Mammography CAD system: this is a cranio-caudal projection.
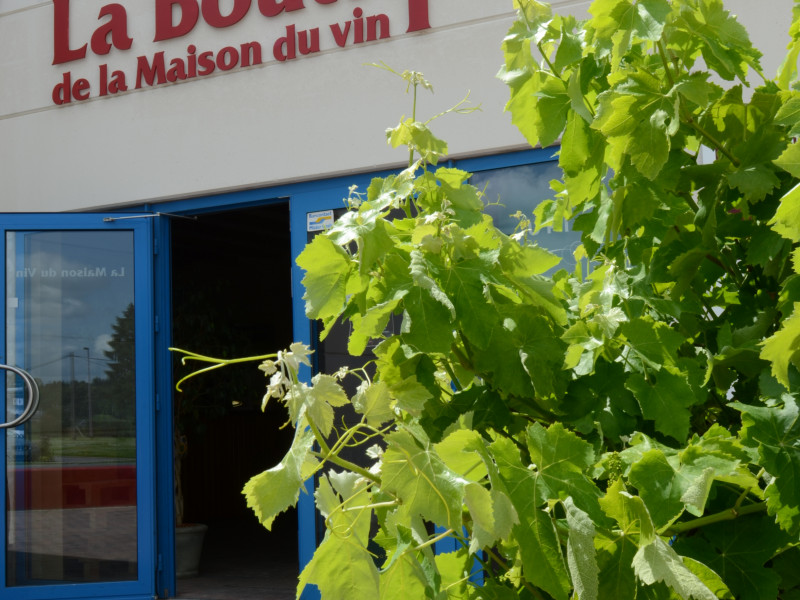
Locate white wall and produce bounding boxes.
[0,0,793,212]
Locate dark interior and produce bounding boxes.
[170,203,297,598]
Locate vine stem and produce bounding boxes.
[683,112,741,167]
[731,468,766,512]
[414,528,455,552]
[340,500,399,512]
[681,191,700,214]
[657,40,676,88]
[307,411,381,485]
[309,449,382,486]
[441,360,463,391]
[655,41,742,168]
[537,42,564,83]
[409,77,418,169]
[663,501,766,536]
[170,348,279,391]
[170,348,279,365]
[306,416,332,455]
[326,417,361,457]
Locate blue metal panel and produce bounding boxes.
[0,214,157,600]
[456,147,558,172]
[152,215,176,600]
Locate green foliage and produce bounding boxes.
[177,1,800,597]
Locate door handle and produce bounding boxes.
[0,364,40,429]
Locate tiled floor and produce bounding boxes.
[176,519,298,600]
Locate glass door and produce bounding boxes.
[0,215,156,600]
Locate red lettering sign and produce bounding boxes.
[91,4,133,56]
[54,0,133,64]
[53,0,87,65]
[202,0,251,28]
[258,0,305,18]
[52,72,92,104]
[407,0,429,33]
[154,0,200,42]
[51,0,434,105]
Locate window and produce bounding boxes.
[469,160,582,274]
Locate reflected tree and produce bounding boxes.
[102,302,135,423]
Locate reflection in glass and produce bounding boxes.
[472,162,583,273]
[5,231,137,585]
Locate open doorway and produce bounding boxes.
[169,203,297,599]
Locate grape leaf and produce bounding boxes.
[683,557,735,600]
[733,396,800,533]
[595,479,653,597]
[353,380,394,427]
[726,164,781,202]
[297,234,354,321]
[759,303,800,390]
[379,551,429,600]
[595,526,639,599]
[600,478,656,545]
[588,0,670,69]
[775,95,800,136]
[628,428,747,529]
[770,179,800,243]
[502,69,571,148]
[508,306,570,400]
[464,482,518,553]
[491,435,571,600]
[674,515,792,600]
[381,429,465,529]
[629,449,701,528]
[434,429,488,483]
[348,292,406,356]
[619,317,686,369]
[401,286,454,354]
[632,538,717,600]
[471,323,537,399]
[774,141,800,178]
[564,497,599,600]
[387,118,448,164]
[626,370,696,442]
[330,205,397,277]
[298,530,380,600]
[435,549,473,599]
[674,0,762,82]
[243,425,316,530]
[443,258,500,349]
[526,423,605,520]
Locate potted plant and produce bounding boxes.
[172,384,210,578]
[170,277,234,578]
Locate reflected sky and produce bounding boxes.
[471,162,583,273]
[6,231,134,383]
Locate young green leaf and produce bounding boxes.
[242,425,317,530]
[381,429,465,529]
[733,396,800,533]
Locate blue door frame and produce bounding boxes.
[139,173,390,600]
[142,176,382,599]
[0,214,157,600]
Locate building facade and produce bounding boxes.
[0,1,794,599]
